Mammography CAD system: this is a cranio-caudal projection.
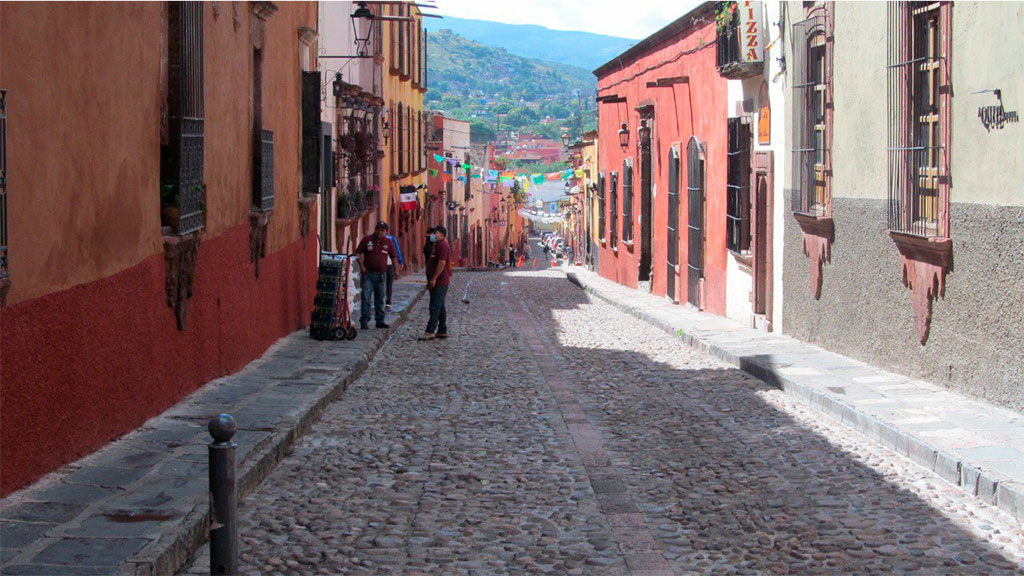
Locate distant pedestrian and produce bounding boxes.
[384,232,405,311]
[508,244,516,268]
[419,226,451,341]
[543,243,550,260]
[355,221,397,330]
[566,244,573,265]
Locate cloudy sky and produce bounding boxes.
[430,0,704,40]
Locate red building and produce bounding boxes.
[593,3,728,313]
[0,2,320,494]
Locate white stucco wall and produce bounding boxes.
[724,0,786,331]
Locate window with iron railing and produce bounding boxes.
[598,172,606,241]
[609,171,618,248]
[301,71,321,197]
[397,103,405,175]
[887,1,950,238]
[715,1,764,79]
[389,5,399,74]
[162,1,205,234]
[422,29,429,90]
[622,159,634,242]
[1,89,8,286]
[256,129,275,211]
[791,10,831,218]
[726,117,751,254]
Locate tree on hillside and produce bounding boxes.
[470,122,497,143]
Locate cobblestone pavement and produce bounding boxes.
[182,269,1024,575]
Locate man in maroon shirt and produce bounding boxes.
[356,221,398,330]
[419,225,452,341]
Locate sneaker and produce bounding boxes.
[360,323,369,330]
[418,332,435,341]
[435,332,448,339]
[375,322,390,329]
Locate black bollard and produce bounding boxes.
[208,413,238,575]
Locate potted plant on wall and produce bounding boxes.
[161,183,179,233]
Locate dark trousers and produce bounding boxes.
[360,271,386,325]
[386,264,396,305]
[426,284,448,334]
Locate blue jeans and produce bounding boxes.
[426,284,448,334]
[360,272,386,325]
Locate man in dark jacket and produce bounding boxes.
[355,221,397,330]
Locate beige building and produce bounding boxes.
[783,1,1024,410]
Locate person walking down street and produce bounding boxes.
[420,226,452,341]
[508,244,516,268]
[384,232,405,311]
[543,243,550,261]
[355,221,397,330]
[566,244,573,265]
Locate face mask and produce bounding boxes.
[429,234,437,242]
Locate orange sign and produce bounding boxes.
[757,82,770,145]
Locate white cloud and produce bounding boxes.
[431,0,703,40]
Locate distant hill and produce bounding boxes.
[424,16,637,73]
[426,29,597,143]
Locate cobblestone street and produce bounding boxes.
[184,269,1024,575]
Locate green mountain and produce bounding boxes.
[425,29,597,143]
[423,16,638,72]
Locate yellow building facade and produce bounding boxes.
[380,1,428,265]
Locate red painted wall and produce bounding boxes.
[0,2,319,495]
[0,225,316,494]
[595,12,728,315]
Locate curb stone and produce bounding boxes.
[566,271,1024,525]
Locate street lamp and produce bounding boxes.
[561,130,572,148]
[618,122,629,149]
[351,2,375,57]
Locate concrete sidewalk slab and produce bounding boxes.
[0,279,426,576]
[565,267,1024,524]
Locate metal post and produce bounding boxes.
[208,414,238,575]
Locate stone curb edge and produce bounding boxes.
[566,272,1024,524]
[122,286,428,576]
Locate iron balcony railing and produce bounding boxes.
[715,5,764,79]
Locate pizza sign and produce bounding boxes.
[739,1,764,64]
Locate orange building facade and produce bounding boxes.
[0,2,320,494]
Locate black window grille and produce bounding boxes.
[716,8,741,68]
[422,30,428,90]
[666,146,679,271]
[609,171,618,248]
[622,159,634,242]
[686,137,705,308]
[1,89,8,281]
[791,13,830,217]
[397,104,404,175]
[301,71,321,197]
[597,172,605,241]
[726,118,751,254]
[254,130,275,211]
[164,1,205,235]
[887,1,949,238]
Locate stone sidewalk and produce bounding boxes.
[0,278,426,576]
[564,266,1024,525]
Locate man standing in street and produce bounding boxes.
[419,226,451,341]
[355,221,397,330]
[384,231,405,311]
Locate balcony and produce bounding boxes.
[716,5,764,80]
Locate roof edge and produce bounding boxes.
[593,2,715,79]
